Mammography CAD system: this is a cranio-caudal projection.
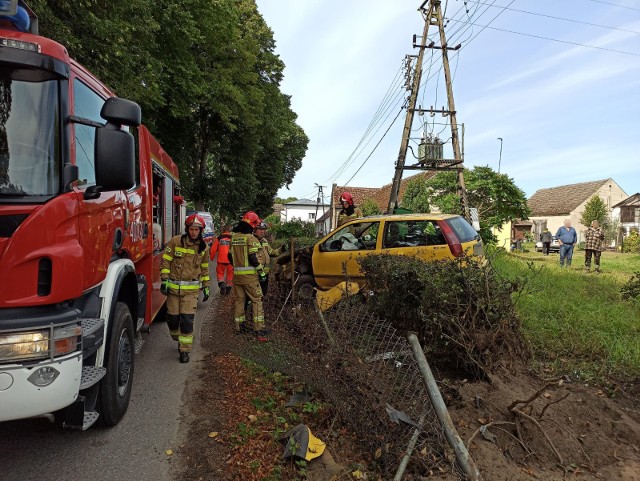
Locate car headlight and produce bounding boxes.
[0,331,49,362]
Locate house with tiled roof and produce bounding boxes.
[281,198,330,225]
[327,172,437,231]
[528,178,627,242]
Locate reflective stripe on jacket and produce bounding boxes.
[257,238,278,273]
[231,233,261,276]
[160,234,210,291]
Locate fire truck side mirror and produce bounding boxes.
[100,97,141,127]
[92,125,136,194]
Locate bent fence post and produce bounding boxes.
[313,299,337,349]
[394,411,427,481]
[407,332,483,481]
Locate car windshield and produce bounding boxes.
[0,67,61,197]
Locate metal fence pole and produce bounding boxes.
[393,411,426,481]
[407,332,483,481]
[313,300,336,349]
[290,237,296,304]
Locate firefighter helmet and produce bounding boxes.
[340,192,354,207]
[255,221,268,230]
[242,211,262,229]
[185,213,206,229]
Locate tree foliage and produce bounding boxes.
[30,0,308,217]
[580,196,608,227]
[360,198,382,216]
[401,166,530,241]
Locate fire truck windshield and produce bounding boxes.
[0,67,61,197]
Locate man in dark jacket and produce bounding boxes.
[540,228,553,256]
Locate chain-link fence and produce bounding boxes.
[210,256,468,480]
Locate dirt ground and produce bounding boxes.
[173,292,640,480]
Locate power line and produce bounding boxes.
[344,107,405,186]
[584,0,640,13]
[464,0,640,35]
[445,17,640,56]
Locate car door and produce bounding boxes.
[312,221,381,289]
[380,219,450,261]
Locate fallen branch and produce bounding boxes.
[466,421,515,449]
[539,393,570,419]
[493,426,533,455]
[507,379,562,412]
[512,408,564,466]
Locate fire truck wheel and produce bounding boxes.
[99,302,135,426]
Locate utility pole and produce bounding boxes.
[386,0,471,222]
[433,0,469,220]
[497,137,503,173]
[387,3,433,213]
[314,184,326,236]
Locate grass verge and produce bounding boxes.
[493,250,640,381]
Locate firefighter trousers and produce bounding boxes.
[234,280,264,331]
[166,291,198,352]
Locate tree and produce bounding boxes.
[31,0,308,218]
[401,177,431,213]
[401,166,530,242]
[275,197,298,204]
[580,196,608,227]
[360,198,382,216]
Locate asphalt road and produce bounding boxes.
[0,293,213,481]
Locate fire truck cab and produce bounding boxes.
[0,2,184,428]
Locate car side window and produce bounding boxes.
[322,222,380,252]
[383,220,446,248]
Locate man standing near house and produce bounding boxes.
[584,220,605,273]
[556,219,578,267]
[540,228,553,256]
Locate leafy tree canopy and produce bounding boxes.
[580,196,609,227]
[31,0,308,218]
[401,166,530,242]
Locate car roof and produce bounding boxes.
[356,213,460,221]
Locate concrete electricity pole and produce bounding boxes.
[387,3,433,213]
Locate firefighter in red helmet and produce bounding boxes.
[160,213,210,363]
[337,192,363,227]
[230,211,268,341]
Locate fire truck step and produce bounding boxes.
[136,317,144,332]
[134,338,145,355]
[80,366,107,390]
[82,411,100,430]
[82,318,104,336]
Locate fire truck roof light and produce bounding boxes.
[0,36,40,52]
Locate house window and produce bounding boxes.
[309,213,316,220]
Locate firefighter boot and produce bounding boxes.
[180,351,190,363]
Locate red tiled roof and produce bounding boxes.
[333,171,437,212]
[528,179,609,216]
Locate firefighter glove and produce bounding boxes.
[202,286,210,302]
[259,271,267,281]
[161,280,169,296]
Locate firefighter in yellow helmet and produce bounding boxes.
[160,213,210,363]
[230,211,268,341]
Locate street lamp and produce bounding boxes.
[497,137,503,173]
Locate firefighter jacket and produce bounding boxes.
[231,233,263,282]
[210,232,232,263]
[337,206,363,227]
[161,234,210,294]
[256,237,279,273]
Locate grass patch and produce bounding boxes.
[493,251,640,380]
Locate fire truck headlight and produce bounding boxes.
[27,366,60,387]
[0,331,49,363]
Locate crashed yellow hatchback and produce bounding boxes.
[276,213,483,307]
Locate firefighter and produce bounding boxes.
[253,221,280,296]
[337,192,363,227]
[210,224,233,295]
[160,214,210,363]
[230,211,268,341]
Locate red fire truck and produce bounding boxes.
[0,2,185,429]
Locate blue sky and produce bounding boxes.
[256,0,640,201]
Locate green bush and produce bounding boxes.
[359,254,529,378]
[622,230,640,253]
[269,219,316,241]
[621,271,640,301]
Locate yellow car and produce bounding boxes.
[311,213,483,291]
